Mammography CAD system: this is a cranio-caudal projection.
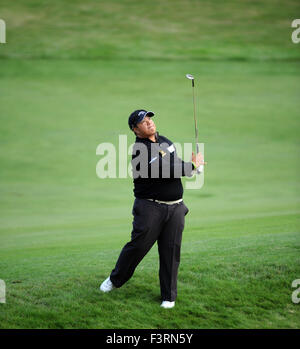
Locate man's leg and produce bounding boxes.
[157,202,188,301]
[110,198,165,288]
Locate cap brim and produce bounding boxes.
[145,111,154,117]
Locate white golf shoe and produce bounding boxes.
[161,301,175,309]
[100,277,115,293]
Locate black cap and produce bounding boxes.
[128,109,155,130]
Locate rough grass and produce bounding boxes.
[0,0,300,60]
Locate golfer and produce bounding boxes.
[100,109,204,308]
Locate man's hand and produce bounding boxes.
[191,151,206,169]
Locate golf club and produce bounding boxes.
[186,73,204,173]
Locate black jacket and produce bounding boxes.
[132,132,195,201]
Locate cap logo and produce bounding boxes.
[138,111,146,117]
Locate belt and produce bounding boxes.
[147,198,183,205]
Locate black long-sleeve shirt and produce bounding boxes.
[132,132,195,201]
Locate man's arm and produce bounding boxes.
[131,141,204,179]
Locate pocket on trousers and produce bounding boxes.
[183,202,189,216]
[132,199,141,216]
[131,199,149,234]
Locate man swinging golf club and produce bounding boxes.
[100,105,205,308]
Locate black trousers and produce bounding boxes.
[110,198,189,301]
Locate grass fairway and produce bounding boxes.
[0,0,300,329]
[0,59,299,328]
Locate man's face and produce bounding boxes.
[133,116,156,138]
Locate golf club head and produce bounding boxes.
[186,74,194,86]
[186,74,194,80]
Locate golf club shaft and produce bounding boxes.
[186,73,203,174]
[192,80,199,152]
[191,79,202,174]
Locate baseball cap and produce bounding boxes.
[128,109,155,130]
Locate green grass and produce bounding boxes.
[1,0,300,60]
[0,0,300,329]
[0,59,299,328]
